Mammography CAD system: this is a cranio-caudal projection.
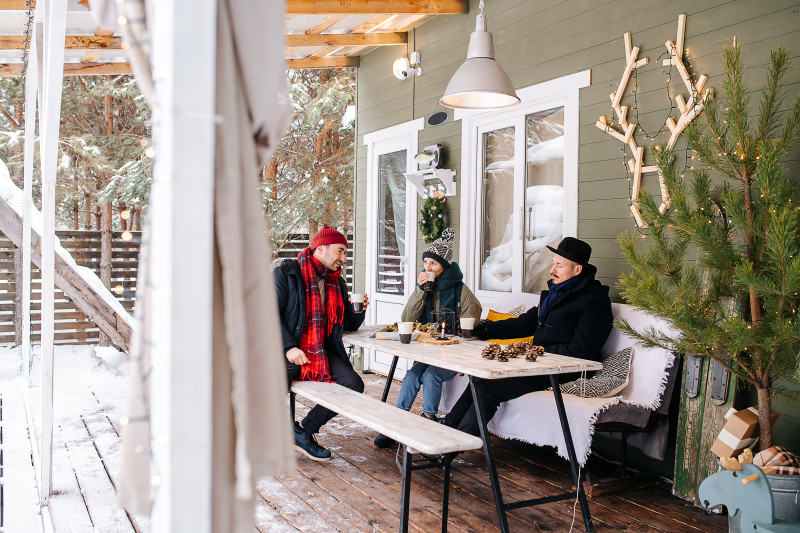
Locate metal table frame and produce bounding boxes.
[369,341,595,533]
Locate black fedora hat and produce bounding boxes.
[546,237,592,266]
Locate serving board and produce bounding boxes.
[417,336,459,345]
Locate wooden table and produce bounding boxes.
[345,325,603,533]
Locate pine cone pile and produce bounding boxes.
[482,342,545,362]
[481,344,503,360]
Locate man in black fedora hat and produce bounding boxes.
[443,237,613,437]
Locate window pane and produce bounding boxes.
[524,107,564,293]
[480,126,515,292]
[377,150,407,294]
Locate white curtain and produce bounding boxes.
[90,0,295,529]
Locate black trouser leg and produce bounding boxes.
[286,354,364,434]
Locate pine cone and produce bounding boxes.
[481,344,503,360]
[504,342,528,358]
[526,345,545,362]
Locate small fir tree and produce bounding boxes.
[617,44,800,448]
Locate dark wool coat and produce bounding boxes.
[482,264,613,361]
[273,258,365,362]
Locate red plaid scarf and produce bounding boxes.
[297,247,344,382]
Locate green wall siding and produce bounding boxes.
[354,0,800,449]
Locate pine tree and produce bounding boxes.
[617,44,800,448]
[261,68,355,252]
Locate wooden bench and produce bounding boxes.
[290,380,483,533]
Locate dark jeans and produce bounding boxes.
[286,353,364,435]
[444,373,579,437]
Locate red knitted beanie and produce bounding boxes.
[311,226,348,249]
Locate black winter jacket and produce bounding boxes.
[273,258,365,362]
[482,264,612,361]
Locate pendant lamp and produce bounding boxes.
[440,0,519,110]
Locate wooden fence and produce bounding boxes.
[0,231,140,346]
[0,231,353,346]
[273,233,354,287]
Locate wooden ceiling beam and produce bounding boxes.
[0,62,132,76]
[286,32,405,47]
[0,0,469,15]
[1,0,467,13]
[0,35,122,49]
[287,57,359,69]
[286,0,466,14]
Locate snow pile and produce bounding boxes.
[0,159,134,324]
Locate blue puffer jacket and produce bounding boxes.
[481,264,613,362]
[272,258,365,361]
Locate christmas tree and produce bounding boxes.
[617,44,800,448]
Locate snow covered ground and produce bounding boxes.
[0,344,149,532]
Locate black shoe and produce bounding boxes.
[373,433,397,448]
[421,413,441,422]
[293,422,332,461]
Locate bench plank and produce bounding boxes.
[291,381,482,456]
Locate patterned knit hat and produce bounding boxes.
[422,228,455,269]
[311,226,348,249]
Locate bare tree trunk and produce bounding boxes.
[99,199,112,347]
[757,386,773,449]
[308,219,319,247]
[11,102,23,186]
[85,194,93,229]
[119,203,128,231]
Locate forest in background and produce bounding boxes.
[0,68,356,252]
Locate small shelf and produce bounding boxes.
[403,168,457,198]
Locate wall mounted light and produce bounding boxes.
[440,0,519,109]
[393,51,422,80]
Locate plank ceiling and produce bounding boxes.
[0,0,468,76]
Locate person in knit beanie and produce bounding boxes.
[374,228,482,448]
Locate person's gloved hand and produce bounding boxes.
[472,320,489,340]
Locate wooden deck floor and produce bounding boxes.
[257,372,727,533]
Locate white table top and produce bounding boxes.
[344,325,602,380]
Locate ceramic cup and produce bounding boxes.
[423,271,436,291]
[351,293,365,313]
[460,317,476,339]
[398,321,414,344]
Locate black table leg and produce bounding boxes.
[442,458,451,533]
[399,445,412,533]
[469,376,509,533]
[380,355,399,403]
[549,375,594,533]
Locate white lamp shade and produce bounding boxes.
[440,13,519,110]
[440,57,519,109]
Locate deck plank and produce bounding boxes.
[0,391,44,533]
[275,372,729,533]
[256,475,341,532]
[57,414,135,532]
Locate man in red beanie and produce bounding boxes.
[273,226,369,460]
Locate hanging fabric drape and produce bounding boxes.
[89,0,296,527]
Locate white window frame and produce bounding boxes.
[456,70,590,310]
[363,118,423,307]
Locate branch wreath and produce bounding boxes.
[419,190,446,243]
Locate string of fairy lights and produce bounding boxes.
[611,37,710,236]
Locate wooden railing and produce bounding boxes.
[0,231,139,346]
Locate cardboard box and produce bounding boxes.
[710,406,779,459]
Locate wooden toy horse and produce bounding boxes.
[699,456,800,532]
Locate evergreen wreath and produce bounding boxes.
[419,191,446,243]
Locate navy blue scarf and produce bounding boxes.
[422,262,464,334]
[538,271,585,320]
